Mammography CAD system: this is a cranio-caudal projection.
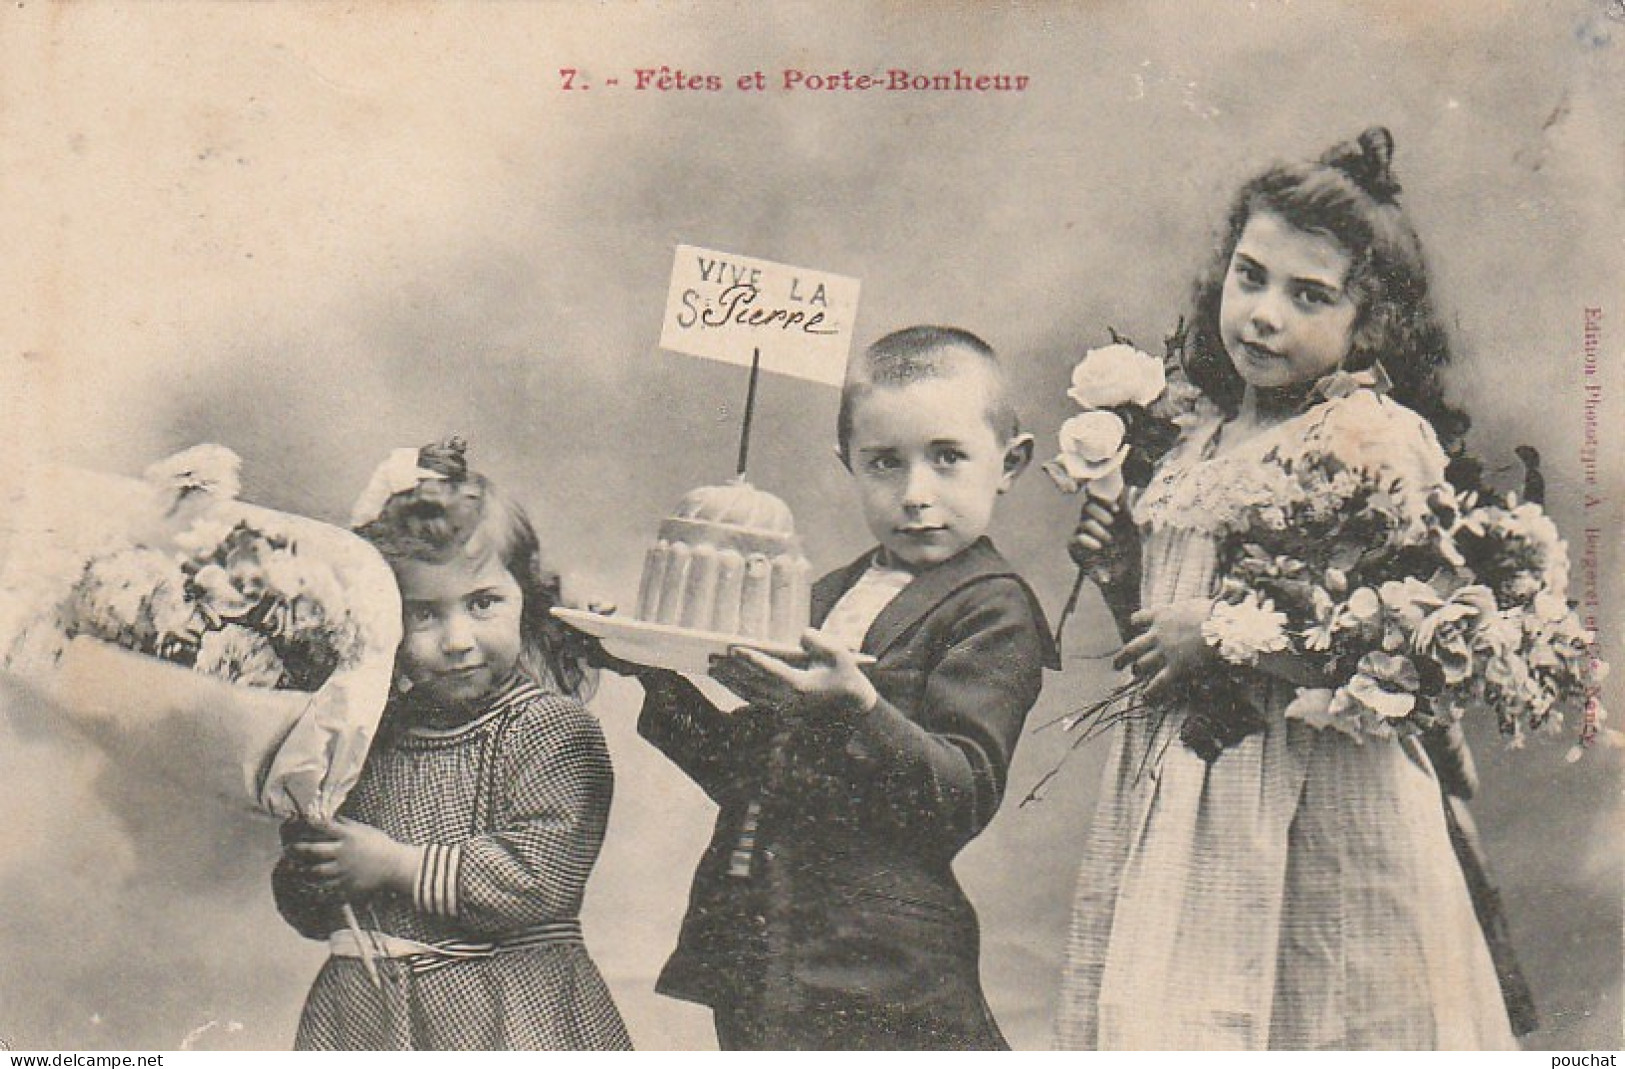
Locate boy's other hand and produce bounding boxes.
[710,629,879,716]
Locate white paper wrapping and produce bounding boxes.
[0,453,401,823]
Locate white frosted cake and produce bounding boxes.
[635,479,812,645]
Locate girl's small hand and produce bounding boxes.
[280,817,330,849]
[709,629,878,717]
[286,817,421,898]
[1069,496,1122,564]
[1114,598,1218,702]
[1070,496,1141,587]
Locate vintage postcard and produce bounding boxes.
[1,0,1620,1055]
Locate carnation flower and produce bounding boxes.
[194,624,286,687]
[223,531,274,600]
[146,577,201,645]
[142,443,242,503]
[69,548,188,648]
[1067,343,1166,409]
[1203,593,1290,666]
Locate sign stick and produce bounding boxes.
[735,347,762,478]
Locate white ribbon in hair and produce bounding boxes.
[349,448,446,528]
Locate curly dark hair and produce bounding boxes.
[1182,127,1471,455]
[354,437,589,698]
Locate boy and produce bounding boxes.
[630,325,1057,1049]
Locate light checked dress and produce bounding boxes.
[1054,388,1517,1050]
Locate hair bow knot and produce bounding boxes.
[1322,126,1402,203]
[350,448,446,529]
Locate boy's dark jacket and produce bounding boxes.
[638,537,1058,1046]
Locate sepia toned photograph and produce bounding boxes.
[2,0,1621,1054]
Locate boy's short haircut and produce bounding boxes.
[837,325,1021,459]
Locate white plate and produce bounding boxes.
[551,607,871,676]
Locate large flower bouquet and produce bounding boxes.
[1024,381,1608,803]
[1204,450,1610,758]
[0,446,401,821]
[66,518,363,693]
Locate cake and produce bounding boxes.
[635,479,812,645]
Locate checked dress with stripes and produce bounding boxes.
[272,674,631,1050]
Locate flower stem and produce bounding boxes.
[343,901,382,989]
[1054,565,1089,648]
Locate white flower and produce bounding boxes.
[69,547,185,644]
[1285,686,1376,740]
[1202,593,1290,665]
[193,624,286,687]
[1342,650,1422,721]
[1044,411,1129,500]
[143,444,242,502]
[1340,586,1382,634]
[1377,576,1444,649]
[1414,584,1495,685]
[173,516,238,562]
[1379,576,1442,615]
[349,448,444,528]
[191,563,256,622]
[1304,586,1340,651]
[1532,591,1570,624]
[146,578,199,642]
[1346,671,1416,720]
[1067,343,1167,409]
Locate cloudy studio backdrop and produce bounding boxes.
[2,0,1621,1050]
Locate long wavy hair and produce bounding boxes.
[1182,127,1470,455]
[354,438,589,699]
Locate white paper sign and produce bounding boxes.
[659,244,861,387]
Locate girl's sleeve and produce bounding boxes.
[1310,390,1449,496]
[831,577,1049,852]
[411,698,613,936]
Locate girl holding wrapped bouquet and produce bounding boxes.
[1055,129,1537,1049]
[272,439,631,1050]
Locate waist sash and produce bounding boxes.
[329,920,583,976]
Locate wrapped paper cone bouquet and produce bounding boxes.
[0,445,401,824]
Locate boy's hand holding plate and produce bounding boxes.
[709,628,879,716]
